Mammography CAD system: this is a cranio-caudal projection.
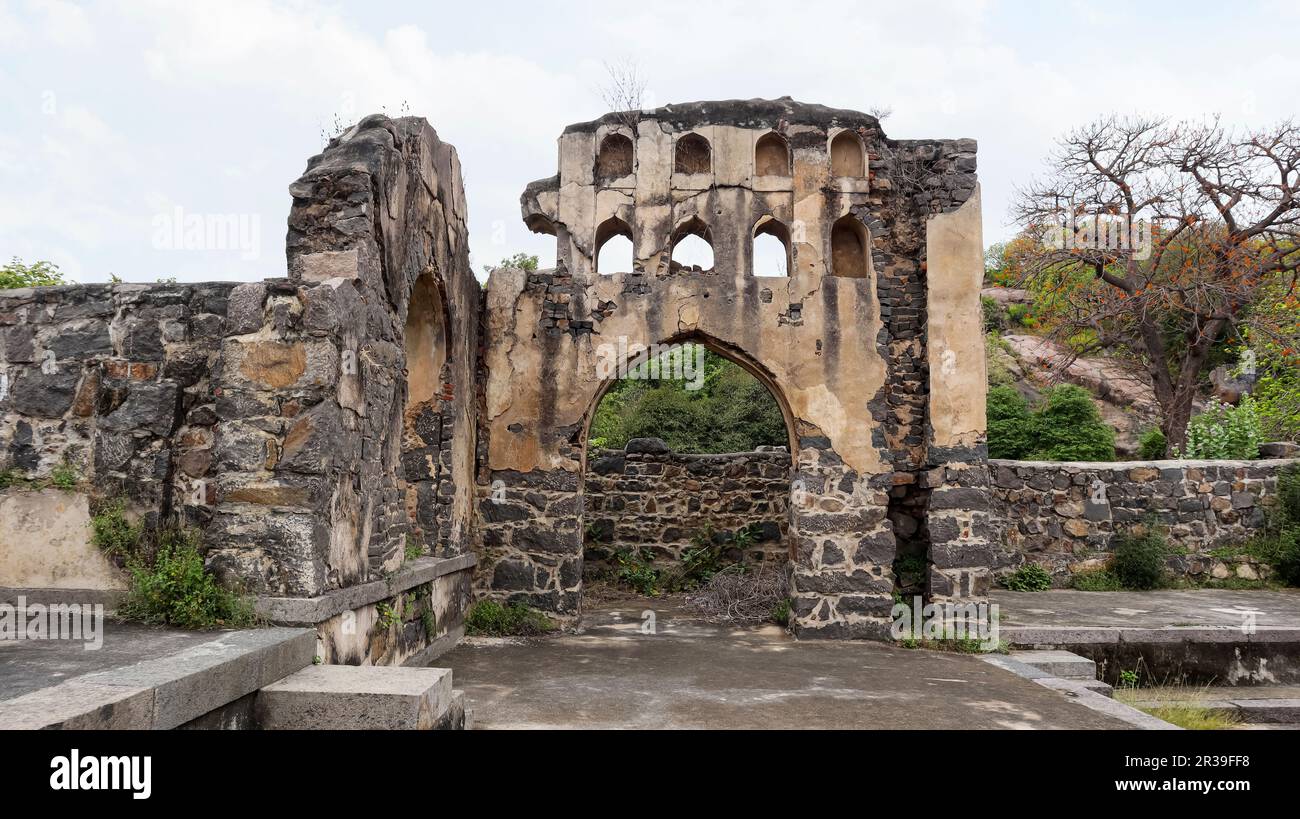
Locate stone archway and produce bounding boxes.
[576,335,800,594]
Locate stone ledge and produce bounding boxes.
[0,626,315,730]
[1003,626,1300,647]
[254,553,477,625]
[989,457,1300,470]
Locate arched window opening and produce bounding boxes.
[595,133,634,181]
[594,217,634,274]
[830,131,865,177]
[669,218,714,273]
[674,133,711,174]
[755,132,790,176]
[752,217,790,277]
[830,215,870,279]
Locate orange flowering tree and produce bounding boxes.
[1010,115,1300,452]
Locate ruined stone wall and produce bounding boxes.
[990,458,1300,583]
[482,98,987,637]
[0,115,484,664]
[205,115,481,599]
[1,282,234,526]
[582,442,791,573]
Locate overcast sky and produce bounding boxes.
[2,0,1297,284]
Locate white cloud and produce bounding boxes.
[0,0,1296,283]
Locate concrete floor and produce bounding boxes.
[441,599,1131,730]
[992,588,1300,629]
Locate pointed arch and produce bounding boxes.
[595,133,634,180]
[830,130,865,177]
[674,133,711,174]
[752,215,791,277]
[830,214,871,279]
[594,216,634,274]
[755,132,791,176]
[669,215,714,273]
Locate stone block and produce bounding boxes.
[256,665,453,730]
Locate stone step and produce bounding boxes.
[255,665,461,730]
[1009,650,1097,681]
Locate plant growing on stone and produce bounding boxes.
[90,498,143,559]
[50,461,79,491]
[1,257,65,289]
[1250,464,1300,586]
[615,548,661,596]
[404,534,423,561]
[1002,563,1053,592]
[1071,566,1123,591]
[1112,523,1171,590]
[118,528,256,629]
[464,599,555,637]
[375,602,399,631]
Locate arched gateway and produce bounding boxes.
[481,98,992,638]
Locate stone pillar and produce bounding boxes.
[924,186,993,602]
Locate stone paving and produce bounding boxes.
[440,599,1133,730]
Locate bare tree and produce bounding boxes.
[1010,115,1300,452]
[599,59,647,131]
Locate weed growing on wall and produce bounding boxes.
[1112,524,1171,590]
[464,600,556,637]
[91,500,255,629]
[1002,563,1052,592]
[118,528,256,629]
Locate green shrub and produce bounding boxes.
[1138,428,1168,460]
[1006,303,1035,328]
[1030,384,1115,461]
[615,548,661,596]
[987,386,1035,459]
[90,499,143,558]
[1112,525,1171,590]
[770,598,792,627]
[1176,396,1263,460]
[1253,465,1300,586]
[1252,373,1300,442]
[1002,563,1052,592]
[50,462,79,490]
[981,296,1006,332]
[1,257,65,289]
[118,529,255,629]
[1071,567,1123,591]
[464,599,556,636]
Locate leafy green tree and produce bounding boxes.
[1,257,65,289]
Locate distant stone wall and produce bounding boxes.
[581,441,791,574]
[1,282,235,526]
[990,458,1300,582]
